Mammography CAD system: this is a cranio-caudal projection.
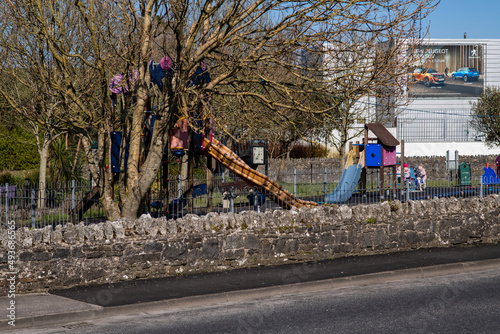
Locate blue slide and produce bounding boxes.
[325,150,364,204]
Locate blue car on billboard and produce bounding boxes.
[451,67,480,82]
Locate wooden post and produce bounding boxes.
[392,165,397,197]
[205,118,213,213]
[379,165,384,198]
[401,139,405,191]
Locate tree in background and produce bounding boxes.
[470,86,500,147]
[0,0,439,220]
[318,7,433,165]
[0,35,67,208]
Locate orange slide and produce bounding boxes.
[204,137,318,210]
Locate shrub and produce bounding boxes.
[289,142,329,159]
[0,126,39,171]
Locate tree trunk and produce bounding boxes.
[187,128,195,213]
[38,143,49,210]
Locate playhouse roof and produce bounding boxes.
[365,123,400,147]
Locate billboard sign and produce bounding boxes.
[408,44,484,98]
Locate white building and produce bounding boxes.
[398,39,500,156]
[336,39,500,157]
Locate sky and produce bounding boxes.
[423,0,500,39]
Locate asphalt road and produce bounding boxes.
[49,244,500,307]
[18,267,500,334]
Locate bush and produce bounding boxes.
[289,143,329,159]
[0,126,39,170]
[0,170,38,185]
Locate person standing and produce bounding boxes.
[403,163,411,183]
[418,164,427,188]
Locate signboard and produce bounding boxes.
[408,44,484,98]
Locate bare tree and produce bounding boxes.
[0,0,439,220]
[0,19,67,208]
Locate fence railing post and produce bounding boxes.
[177,175,182,198]
[5,183,9,226]
[406,180,410,200]
[479,177,483,198]
[0,186,2,228]
[324,168,327,198]
[31,189,36,229]
[229,186,234,213]
[253,190,258,213]
[72,180,76,210]
[294,168,297,197]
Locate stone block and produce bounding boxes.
[52,225,63,244]
[19,251,34,261]
[53,248,70,259]
[33,251,51,261]
[225,233,244,249]
[144,242,163,253]
[373,229,387,247]
[244,234,262,251]
[405,230,419,245]
[62,223,76,244]
[111,222,125,239]
[103,222,114,240]
[162,242,188,263]
[124,253,161,264]
[82,268,107,281]
[201,238,220,259]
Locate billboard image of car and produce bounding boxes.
[408,44,484,98]
[411,67,446,86]
[451,67,480,82]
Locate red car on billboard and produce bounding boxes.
[411,67,446,87]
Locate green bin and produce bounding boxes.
[459,163,471,186]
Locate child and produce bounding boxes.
[414,165,423,191]
[418,164,427,188]
[403,163,411,188]
[396,165,401,184]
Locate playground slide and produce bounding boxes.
[203,137,318,210]
[324,149,364,204]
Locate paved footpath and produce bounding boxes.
[2,243,500,331]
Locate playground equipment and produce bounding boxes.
[83,67,409,219]
[324,146,365,203]
[232,139,269,174]
[324,123,403,204]
[361,123,401,199]
[482,165,500,185]
[203,137,317,210]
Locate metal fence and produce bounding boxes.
[0,180,104,230]
[396,109,483,143]
[2,165,500,229]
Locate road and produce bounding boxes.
[15,267,500,334]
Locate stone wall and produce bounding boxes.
[1,195,500,294]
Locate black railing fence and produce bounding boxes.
[2,164,499,229]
